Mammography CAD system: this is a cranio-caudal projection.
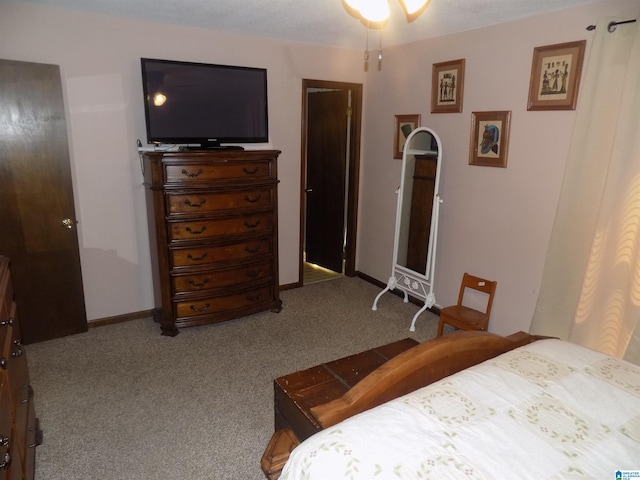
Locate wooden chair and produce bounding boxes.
[436,273,497,337]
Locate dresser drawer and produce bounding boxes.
[22,394,38,480]
[170,238,272,268]
[166,187,273,215]
[0,261,12,322]
[165,161,273,183]
[0,380,20,480]
[174,285,273,319]
[12,384,32,465]
[172,260,273,294]
[5,304,29,408]
[168,213,272,242]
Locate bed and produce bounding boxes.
[273,332,640,479]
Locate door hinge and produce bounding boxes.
[346,107,353,117]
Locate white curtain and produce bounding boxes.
[530,17,640,365]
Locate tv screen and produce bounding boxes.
[140,58,268,148]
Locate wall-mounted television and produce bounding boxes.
[140,58,268,149]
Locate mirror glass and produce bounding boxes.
[395,128,440,280]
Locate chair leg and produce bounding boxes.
[436,319,445,337]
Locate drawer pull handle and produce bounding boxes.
[185,226,207,235]
[184,199,206,208]
[0,318,13,327]
[0,358,6,370]
[245,194,261,203]
[245,270,260,278]
[188,278,210,288]
[186,253,208,262]
[0,451,10,470]
[11,349,23,358]
[244,219,261,229]
[190,303,210,313]
[244,245,260,254]
[181,168,203,178]
[0,436,8,447]
[242,166,259,175]
[247,293,262,302]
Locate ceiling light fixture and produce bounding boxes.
[343,0,431,26]
[342,0,432,71]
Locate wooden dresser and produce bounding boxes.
[143,149,282,336]
[0,256,41,480]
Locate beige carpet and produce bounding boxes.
[26,276,439,480]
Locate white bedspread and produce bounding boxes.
[280,339,640,479]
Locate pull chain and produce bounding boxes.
[364,22,370,72]
[378,29,383,71]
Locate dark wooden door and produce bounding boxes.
[305,90,349,273]
[0,59,88,343]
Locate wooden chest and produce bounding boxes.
[273,337,419,441]
[143,150,282,336]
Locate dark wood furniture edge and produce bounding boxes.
[260,428,301,480]
[273,337,418,440]
[311,330,543,428]
[260,330,545,479]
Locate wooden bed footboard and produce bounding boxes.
[261,330,543,480]
[311,330,539,428]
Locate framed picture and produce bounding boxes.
[393,114,421,159]
[527,40,586,111]
[431,59,465,113]
[469,111,511,168]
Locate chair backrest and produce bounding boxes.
[456,272,497,315]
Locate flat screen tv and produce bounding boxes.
[140,58,268,149]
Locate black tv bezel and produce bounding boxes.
[140,57,269,148]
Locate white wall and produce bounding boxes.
[0,2,365,320]
[357,0,640,335]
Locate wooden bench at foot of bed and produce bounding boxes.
[261,338,419,479]
[261,330,545,480]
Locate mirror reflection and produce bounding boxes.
[395,129,439,279]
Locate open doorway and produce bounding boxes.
[300,79,362,285]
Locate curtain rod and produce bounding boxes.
[586,19,636,32]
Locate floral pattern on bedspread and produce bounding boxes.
[586,357,640,396]
[508,396,608,460]
[401,380,497,425]
[492,349,575,386]
[281,339,640,479]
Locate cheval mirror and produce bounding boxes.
[372,127,443,331]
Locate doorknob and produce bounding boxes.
[61,218,77,229]
[305,188,313,193]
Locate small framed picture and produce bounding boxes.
[431,59,465,113]
[527,40,586,111]
[393,114,421,159]
[469,111,511,168]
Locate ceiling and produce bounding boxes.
[18,0,600,48]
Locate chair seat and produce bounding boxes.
[439,305,489,330]
[437,272,497,337]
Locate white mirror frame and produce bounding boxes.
[372,127,443,331]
